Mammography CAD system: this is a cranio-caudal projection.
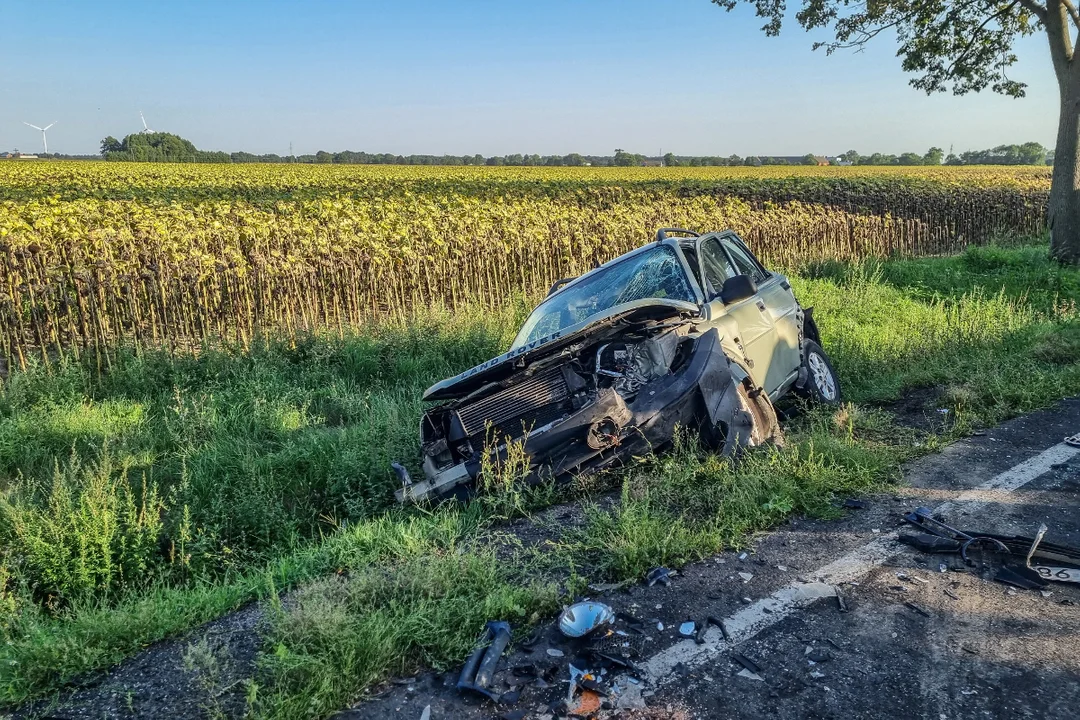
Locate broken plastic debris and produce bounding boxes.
[457,621,512,700]
[809,670,826,679]
[995,566,1047,591]
[731,652,763,675]
[656,621,664,631]
[419,706,431,720]
[559,601,615,638]
[736,668,764,682]
[678,621,696,637]
[777,565,789,572]
[739,572,754,582]
[546,648,565,657]
[568,689,602,716]
[738,552,749,561]
[646,567,672,587]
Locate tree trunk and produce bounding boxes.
[1050,74,1080,264]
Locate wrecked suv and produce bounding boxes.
[396,228,841,503]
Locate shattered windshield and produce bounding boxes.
[512,245,695,348]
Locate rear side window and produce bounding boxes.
[722,238,768,283]
[699,237,736,295]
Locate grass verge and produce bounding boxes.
[1,242,1079,716]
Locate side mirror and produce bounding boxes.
[719,274,757,304]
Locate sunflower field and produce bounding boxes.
[0,162,1050,369]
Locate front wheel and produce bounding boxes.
[798,340,842,404]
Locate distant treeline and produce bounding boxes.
[836,143,1050,166]
[88,133,1054,167]
[100,133,230,163]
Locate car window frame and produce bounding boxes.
[718,232,771,285]
[695,234,738,299]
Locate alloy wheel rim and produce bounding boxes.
[808,352,836,401]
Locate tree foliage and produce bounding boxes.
[101,132,229,163]
[711,0,1042,97]
[843,143,1045,165]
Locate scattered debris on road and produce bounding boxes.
[901,506,1080,590]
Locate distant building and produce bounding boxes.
[641,159,663,167]
[1,152,38,159]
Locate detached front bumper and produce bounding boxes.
[396,328,750,503]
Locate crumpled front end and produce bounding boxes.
[396,326,756,503]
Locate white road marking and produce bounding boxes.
[640,440,1080,686]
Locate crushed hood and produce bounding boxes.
[423,299,698,401]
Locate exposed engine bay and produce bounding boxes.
[397,306,766,503]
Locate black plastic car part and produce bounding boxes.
[654,228,700,242]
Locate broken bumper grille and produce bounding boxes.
[456,365,570,442]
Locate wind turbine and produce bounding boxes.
[140,111,152,133]
[23,121,57,154]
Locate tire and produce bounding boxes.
[798,340,842,404]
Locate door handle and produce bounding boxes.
[780,280,791,290]
[756,300,767,312]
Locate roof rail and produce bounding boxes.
[547,277,576,297]
[655,228,700,242]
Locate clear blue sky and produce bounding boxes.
[1,0,1057,157]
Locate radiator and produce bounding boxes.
[456,365,570,442]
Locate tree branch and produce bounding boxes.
[946,1,1021,77]
[822,17,907,51]
[1062,0,1080,29]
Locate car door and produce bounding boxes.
[695,234,780,391]
[719,234,802,394]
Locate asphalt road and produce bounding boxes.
[347,397,1080,720]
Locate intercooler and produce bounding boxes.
[456,365,570,443]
